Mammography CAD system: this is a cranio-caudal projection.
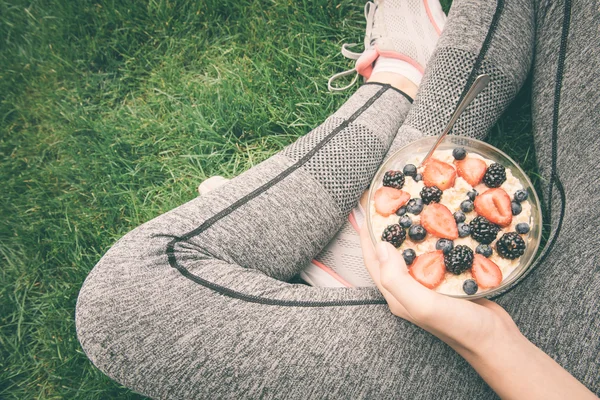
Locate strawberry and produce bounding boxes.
[423,159,456,190]
[474,188,513,227]
[471,254,503,289]
[374,187,410,217]
[454,157,487,187]
[409,251,446,289]
[420,203,459,240]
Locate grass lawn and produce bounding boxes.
[1,0,539,398]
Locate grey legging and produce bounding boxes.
[75,0,600,398]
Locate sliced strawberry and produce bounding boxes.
[471,254,503,289]
[374,187,411,217]
[423,159,457,190]
[474,188,513,227]
[409,251,446,289]
[420,203,459,240]
[454,158,487,187]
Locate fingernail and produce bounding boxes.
[376,242,389,262]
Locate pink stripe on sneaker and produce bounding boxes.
[424,0,443,35]
[310,260,354,287]
[376,47,425,74]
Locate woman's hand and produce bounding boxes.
[359,225,519,353]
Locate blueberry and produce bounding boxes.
[514,189,528,203]
[511,201,522,215]
[516,222,530,234]
[408,224,427,241]
[463,279,478,295]
[453,211,466,223]
[414,173,423,182]
[403,164,417,177]
[395,206,407,216]
[458,223,472,238]
[476,244,493,257]
[403,249,417,265]
[436,239,454,255]
[399,215,413,228]
[467,189,478,201]
[460,200,474,213]
[406,198,424,215]
[453,147,467,160]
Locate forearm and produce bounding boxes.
[452,327,597,400]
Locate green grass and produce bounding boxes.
[0,0,536,398]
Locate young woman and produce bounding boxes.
[76,0,600,398]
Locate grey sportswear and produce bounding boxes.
[75,0,600,398]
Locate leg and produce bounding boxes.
[495,0,600,392]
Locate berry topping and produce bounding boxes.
[454,211,466,223]
[374,187,411,217]
[423,159,457,190]
[463,279,479,295]
[403,249,417,265]
[496,232,526,259]
[444,245,474,275]
[476,244,493,258]
[406,198,424,215]
[436,238,454,255]
[458,223,472,238]
[467,189,478,201]
[381,224,406,248]
[460,199,474,213]
[471,254,503,289]
[399,215,413,228]
[414,173,423,182]
[483,163,507,188]
[395,206,407,216]
[408,224,427,242]
[452,147,467,160]
[516,222,530,234]
[511,201,522,215]
[514,189,529,203]
[469,216,500,244]
[474,188,513,227]
[455,157,487,187]
[420,185,443,204]
[403,164,417,177]
[409,251,446,289]
[420,203,459,240]
[383,170,405,189]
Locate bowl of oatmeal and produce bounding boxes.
[366,135,542,299]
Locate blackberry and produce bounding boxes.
[467,189,478,201]
[403,164,417,177]
[460,200,474,213]
[414,173,423,182]
[406,198,424,215]
[514,189,528,203]
[463,279,478,295]
[511,201,522,215]
[408,224,427,241]
[383,170,405,189]
[395,206,407,216]
[476,244,493,258]
[483,163,507,188]
[496,232,526,259]
[458,223,472,238]
[403,249,417,265]
[470,216,500,244]
[444,245,474,275]
[420,185,443,204]
[381,224,406,248]
[453,147,467,160]
[454,211,466,223]
[436,238,454,255]
[399,215,413,228]
[516,222,530,234]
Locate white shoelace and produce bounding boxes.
[327,2,378,92]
